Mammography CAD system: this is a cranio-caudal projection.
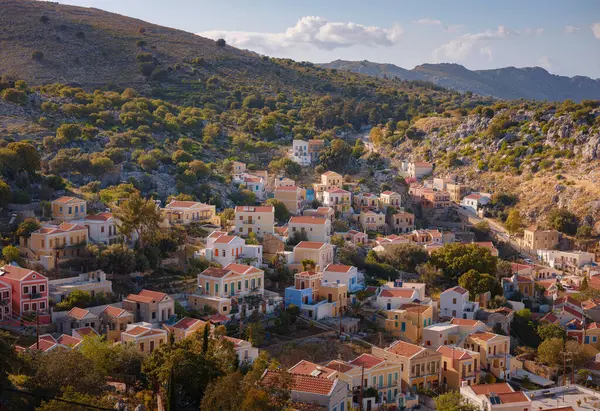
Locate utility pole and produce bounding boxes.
[359,364,365,411]
[503,341,507,381]
[36,310,40,350]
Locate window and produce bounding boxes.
[238,281,241,291]
[140,343,144,351]
[401,322,406,332]
[23,286,29,294]
[152,311,157,320]
[40,302,46,310]
[101,226,105,233]
[452,298,457,304]
[215,284,219,294]
[224,284,228,293]
[24,303,30,312]
[205,282,210,294]
[40,285,45,292]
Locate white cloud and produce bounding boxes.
[536,56,557,72]
[413,18,463,32]
[522,27,544,35]
[564,26,580,34]
[480,47,493,61]
[197,16,404,52]
[433,26,514,61]
[592,22,600,39]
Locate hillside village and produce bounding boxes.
[2,138,600,410]
[0,1,600,410]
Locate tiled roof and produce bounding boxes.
[381,191,399,196]
[275,185,300,191]
[214,235,238,244]
[289,360,336,378]
[172,317,205,330]
[445,286,468,295]
[385,340,424,358]
[322,171,341,176]
[102,305,130,318]
[223,336,246,346]
[73,327,98,336]
[235,206,274,213]
[437,345,472,360]
[124,326,150,336]
[166,201,201,209]
[200,267,231,278]
[469,331,500,342]
[380,289,416,298]
[30,337,58,352]
[540,312,559,324]
[57,334,82,347]
[84,212,114,222]
[464,194,482,200]
[139,289,168,302]
[125,294,155,304]
[563,305,583,319]
[223,263,262,275]
[296,271,321,278]
[67,307,91,320]
[53,196,82,204]
[261,370,335,395]
[290,216,328,225]
[295,241,327,250]
[35,222,88,235]
[349,353,384,369]
[325,360,355,373]
[398,303,430,314]
[586,322,600,330]
[326,188,349,194]
[324,264,353,273]
[450,318,480,326]
[496,392,529,404]
[0,265,44,281]
[471,383,514,395]
[555,295,582,308]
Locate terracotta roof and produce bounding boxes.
[587,322,600,330]
[469,331,500,342]
[540,312,559,324]
[0,265,44,281]
[208,230,228,239]
[102,305,130,318]
[275,185,301,191]
[326,188,349,194]
[289,360,336,378]
[125,293,155,304]
[324,264,353,273]
[296,271,321,278]
[67,307,91,320]
[172,317,205,330]
[214,235,238,244]
[290,216,328,225]
[450,318,480,326]
[437,346,472,360]
[167,201,202,209]
[464,194,482,200]
[398,303,430,314]
[496,392,529,404]
[223,336,246,346]
[235,206,274,213]
[385,340,424,358]
[30,337,58,352]
[73,327,99,336]
[563,305,583,319]
[349,353,384,369]
[381,191,399,196]
[84,212,114,222]
[57,334,82,347]
[261,370,335,395]
[325,360,355,373]
[445,286,468,295]
[223,263,262,275]
[124,326,150,336]
[200,267,231,278]
[322,171,341,176]
[139,289,168,302]
[243,177,262,183]
[295,241,328,250]
[555,295,582,308]
[53,196,83,204]
[470,383,514,395]
[380,289,416,298]
[208,314,229,324]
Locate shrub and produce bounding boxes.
[1,88,27,105]
[150,68,168,81]
[39,15,49,23]
[216,38,226,47]
[136,40,147,47]
[136,52,154,63]
[138,62,156,76]
[32,50,44,61]
[76,31,85,38]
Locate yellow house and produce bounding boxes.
[584,322,600,346]
[389,211,415,234]
[372,340,442,392]
[234,205,275,237]
[291,241,334,272]
[522,227,560,250]
[121,324,168,354]
[21,222,88,270]
[349,353,404,403]
[316,281,348,317]
[463,332,511,380]
[358,211,387,231]
[380,191,402,209]
[162,200,219,226]
[100,305,134,342]
[313,171,343,201]
[384,303,434,343]
[437,345,480,391]
[167,317,210,342]
[274,185,305,214]
[51,196,87,221]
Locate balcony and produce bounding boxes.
[0,299,9,306]
[31,293,42,299]
[241,220,255,225]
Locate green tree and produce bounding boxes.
[16,218,41,238]
[537,323,566,341]
[54,290,93,311]
[265,198,290,223]
[200,371,246,411]
[7,141,40,173]
[36,387,114,411]
[505,209,523,235]
[113,191,162,248]
[458,269,502,298]
[548,208,579,235]
[430,243,498,282]
[380,243,429,273]
[0,179,11,207]
[301,259,316,271]
[2,245,20,263]
[435,390,479,411]
[537,338,563,366]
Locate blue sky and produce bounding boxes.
[54,0,600,77]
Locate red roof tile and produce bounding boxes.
[262,370,335,395]
[446,286,468,295]
[67,307,91,320]
[235,206,274,213]
[173,317,205,330]
[380,289,416,298]
[138,289,168,302]
[324,264,353,273]
[290,216,328,225]
[295,241,328,250]
[496,392,529,404]
[385,340,424,358]
[0,265,45,281]
[470,383,514,395]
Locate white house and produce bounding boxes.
[375,287,420,310]
[291,140,311,166]
[440,286,480,319]
[195,231,262,267]
[234,206,275,237]
[460,193,491,213]
[224,336,260,364]
[77,212,118,245]
[323,264,362,292]
[288,216,331,243]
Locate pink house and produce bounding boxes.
[0,280,12,322]
[0,265,50,324]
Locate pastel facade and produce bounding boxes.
[521,228,560,251]
[461,382,530,411]
[121,323,168,354]
[376,287,420,310]
[57,307,100,335]
[168,317,209,342]
[463,332,512,380]
[232,161,246,175]
[440,286,480,320]
[77,212,119,245]
[323,264,361,292]
[100,305,135,342]
[291,242,335,272]
[51,196,87,221]
[438,345,480,390]
[313,171,343,201]
[446,182,470,202]
[0,280,12,322]
[289,216,331,243]
[408,162,433,179]
[422,319,488,349]
[389,211,415,233]
[224,336,259,364]
[384,303,434,343]
[285,270,348,320]
[354,193,380,212]
[0,265,50,324]
[338,229,368,247]
[21,222,88,270]
[292,139,310,166]
[234,205,275,237]
[461,193,491,213]
[274,185,305,214]
[537,249,595,269]
[122,289,174,324]
[502,274,535,299]
[380,191,402,209]
[322,188,352,214]
[48,270,112,302]
[197,231,262,267]
[163,200,218,226]
[358,211,387,231]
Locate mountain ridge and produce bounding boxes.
[320,59,600,101]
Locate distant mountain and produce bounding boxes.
[320,60,600,101]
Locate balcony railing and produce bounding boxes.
[31,293,42,299]
[0,299,9,306]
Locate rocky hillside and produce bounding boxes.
[321,60,600,102]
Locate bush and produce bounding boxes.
[39,15,49,23]
[136,52,154,62]
[32,50,44,61]
[547,208,579,235]
[138,62,156,76]
[216,38,226,47]
[136,40,147,47]
[2,88,27,105]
